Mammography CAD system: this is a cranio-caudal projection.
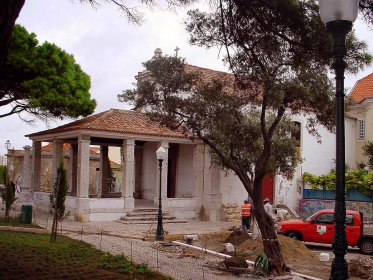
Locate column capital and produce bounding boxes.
[123,138,135,146]
[159,141,169,149]
[23,145,32,151]
[78,135,90,142]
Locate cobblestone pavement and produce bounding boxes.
[65,232,304,280]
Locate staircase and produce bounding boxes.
[119,208,187,224]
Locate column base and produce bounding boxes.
[123,197,135,211]
[18,188,33,203]
[74,198,90,222]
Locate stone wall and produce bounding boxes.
[299,198,373,221]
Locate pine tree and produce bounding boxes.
[50,158,68,242]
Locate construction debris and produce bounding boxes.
[349,256,373,279]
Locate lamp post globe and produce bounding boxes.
[155,146,166,241]
[318,1,359,279]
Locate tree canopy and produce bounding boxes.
[0,24,96,119]
[121,0,372,274]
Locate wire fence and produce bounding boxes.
[0,207,262,280]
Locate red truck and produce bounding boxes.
[277,209,373,254]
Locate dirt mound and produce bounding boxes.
[223,231,315,263]
[224,229,248,246]
[220,231,332,278]
[349,256,373,279]
[191,230,332,279]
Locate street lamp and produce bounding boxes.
[5,140,11,150]
[318,1,359,279]
[155,146,166,241]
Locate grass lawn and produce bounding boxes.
[0,216,42,228]
[0,231,172,280]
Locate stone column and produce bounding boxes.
[100,145,110,196]
[52,139,64,187]
[161,142,169,200]
[77,135,90,198]
[18,145,33,202]
[193,144,205,196]
[31,141,42,192]
[75,135,90,222]
[69,144,78,196]
[202,146,222,221]
[192,144,205,220]
[121,139,135,210]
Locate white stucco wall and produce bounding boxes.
[345,117,356,169]
[219,170,247,206]
[275,114,356,211]
[299,114,355,176]
[141,142,157,200]
[176,144,194,197]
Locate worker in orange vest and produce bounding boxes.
[241,199,252,233]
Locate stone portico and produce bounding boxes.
[27,109,223,222]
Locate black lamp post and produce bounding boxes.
[155,146,166,241]
[318,1,359,279]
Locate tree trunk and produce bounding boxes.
[5,207,10,223]
[0,0,25,74]
[251,180,287,275]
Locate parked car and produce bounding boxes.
[277,209,373,254]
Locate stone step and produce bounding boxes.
[126,211,171,217]
[121,215,176,221]
[132,208,159,212]
[116,219,187,225]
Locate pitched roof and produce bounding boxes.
[351,73,373,103]
[27,109,187,139]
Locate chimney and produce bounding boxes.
[154,48,162,58]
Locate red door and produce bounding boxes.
[262,174,274,203]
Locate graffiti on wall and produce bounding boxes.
[299,199,373,221]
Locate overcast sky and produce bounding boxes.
[1,0,373,156]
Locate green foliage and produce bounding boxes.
[50,158,68,242]
[254,253,269,274]
[122,2,372,273]
[363,141,373,169]
[1,231,170,279]
[186,0,371,134]
[99,252,131,272]
[0,216,42,228]
[50,158,68,222]
[99,253,153,275]
[0,167,15,222]
[303,169,373,196]
[107,162,116,192]
[136,263,153,275]
[0,166,6,184]
[121,55,302,182]
[1,24,96,119]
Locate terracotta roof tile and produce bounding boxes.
[41,143,99,154]
[351,73,373,102]
[27,109,187,139]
